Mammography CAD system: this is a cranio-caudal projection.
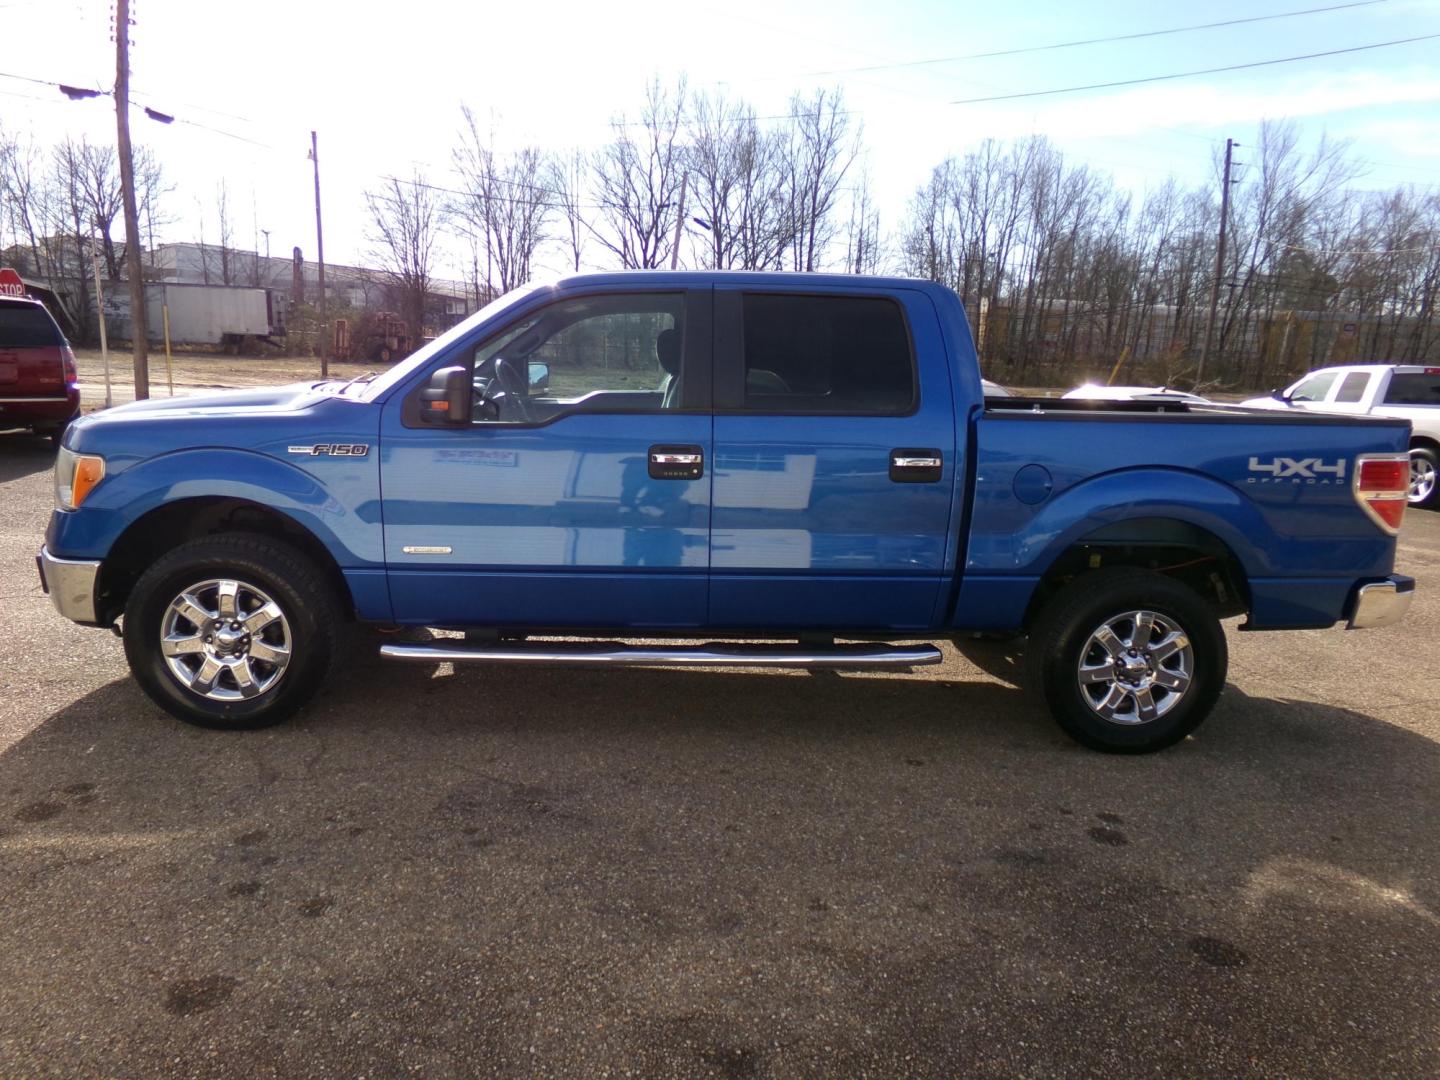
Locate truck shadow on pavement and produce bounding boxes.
[1,663,1437,1077]
[0,431,55,483]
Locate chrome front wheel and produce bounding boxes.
[124,535,341,730]
[160,578,293,701]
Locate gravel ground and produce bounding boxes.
[1,426,1437,1078]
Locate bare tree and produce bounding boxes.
[134,145,172,266]
[548,148,589,273]
[687,91,789,269]
[844,171,883,274]
[781,88,859,272]
[365,171,440,336]
[70,140,124,279]
[215,179,234,285]
[39,139,95,336]
[0,127,52,282]
[452,106,552,294]
[592,77,688,269]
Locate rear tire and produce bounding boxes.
[123,534,342,730]
[1409,446,1438,508]
[1028,569,1227,753]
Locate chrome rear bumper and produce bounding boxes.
[1347,575,1415,630]
[36,546,102,624]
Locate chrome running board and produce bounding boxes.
[379,639,943,668]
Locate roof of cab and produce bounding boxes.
[547,270,944,294]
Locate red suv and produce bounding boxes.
[0,296,80,445]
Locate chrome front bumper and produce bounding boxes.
[1347,575,1415,630]
[36,546,102,624]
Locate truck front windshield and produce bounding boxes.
[357,282,547,402]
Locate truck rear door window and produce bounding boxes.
[0,305,62,347]
[739,293,915,414]
[1333,372,1369,403]
[1384,373,1440,406]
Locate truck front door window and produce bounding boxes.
[1290,372,1338,403]
[472,294,686,423]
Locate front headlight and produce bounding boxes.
[54,446,105,509]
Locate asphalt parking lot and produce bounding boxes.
[2,427,1437,1078]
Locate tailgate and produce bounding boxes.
[0,345,65,394]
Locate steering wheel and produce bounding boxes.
[489,356,531,422]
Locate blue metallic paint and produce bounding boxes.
[43,271,1412,639]
[379,412,713,626]
[960,411,1407,630]
[710,285,957,629]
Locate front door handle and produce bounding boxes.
[649,444,704,480]
[890,448,943,483]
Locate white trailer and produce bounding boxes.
[104,283,282,346]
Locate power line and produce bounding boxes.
[1284,240,1440,256]
[951,33,1440,104]
[0,69,280,149]
[813,0,1393,76]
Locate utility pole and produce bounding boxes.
[90,247,113,408]
[310,131,328,378]
[1197,137,1237,388]
[669,172,688,270]
[114,0,149,398]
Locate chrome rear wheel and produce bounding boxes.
[1076,610,1193,725]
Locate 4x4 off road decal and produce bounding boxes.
[287,444,370,457]
[1246,456,1346,484]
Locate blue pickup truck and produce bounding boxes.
[38,273,1415,752]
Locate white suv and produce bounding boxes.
[1242,364,1440,506]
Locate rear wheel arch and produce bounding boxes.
[98,497,353,625]
[1025,517,1250,630]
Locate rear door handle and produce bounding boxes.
[890,448,943,483]
[649,444,704,480]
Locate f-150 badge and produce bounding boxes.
[287,444,370,457]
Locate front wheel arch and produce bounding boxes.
[122,533,342,729]
[98,497,354,626]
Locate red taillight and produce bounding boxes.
[1353,453,1409,534]
[1358,457,1407,492]
[61,345,78,387]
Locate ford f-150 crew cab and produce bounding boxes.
[38,272,1416,752]
[1241,364,1440,507]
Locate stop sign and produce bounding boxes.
[0,267,26,298]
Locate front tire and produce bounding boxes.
[1409,447,1438,507]
[1028,569,1227,753]
[123,535,342,729]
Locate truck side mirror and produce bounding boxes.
[419,365,470,424]
[528,362,550,395]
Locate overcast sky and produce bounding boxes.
[3,0,1438,280]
